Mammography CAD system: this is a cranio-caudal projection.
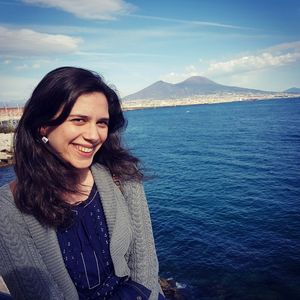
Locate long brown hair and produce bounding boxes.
[14,66,142,227]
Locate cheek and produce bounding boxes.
[48,126,76,140]
[102,129,109,142]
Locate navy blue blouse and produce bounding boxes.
[56,184,154,300]
[57,184,123,299]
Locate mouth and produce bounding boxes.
[74,144,95,154]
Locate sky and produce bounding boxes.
[0,0,299,104]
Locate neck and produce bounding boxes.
[65,168,94,204]
[78,168,94,187]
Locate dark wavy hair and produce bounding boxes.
[14,66,142,227]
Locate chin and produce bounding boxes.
[70,160,94,170]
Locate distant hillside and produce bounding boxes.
[123,76,270,101]
[284,87,300,93]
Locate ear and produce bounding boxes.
[39,126,48,136]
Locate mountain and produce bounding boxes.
[126,80,175,100]
[123,76,269,101]
[284,87,300,93]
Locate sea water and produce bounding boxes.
[1,98,299,299]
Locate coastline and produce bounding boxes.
[121,92,300,110]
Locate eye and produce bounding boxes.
[70,118,85,124]
[97,120,109,128]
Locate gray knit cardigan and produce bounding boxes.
[0,164,162,300]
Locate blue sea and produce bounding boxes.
[1,98,300,299]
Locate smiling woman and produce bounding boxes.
[41,92,109,180]
[0,67,165,300]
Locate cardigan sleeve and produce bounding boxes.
[122,181,164,300]
[0,186,64,300]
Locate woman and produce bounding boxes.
[0,67,165,300]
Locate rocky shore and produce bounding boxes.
[0,133,13,167]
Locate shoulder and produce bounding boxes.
[0,183,22,225]
[122,179,144,194]
[0,183,15,207]
[91,163,143,185]
[91,163,111,178]
[120,179,147,211]
[91,162,145,200]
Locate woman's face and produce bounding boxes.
[43,92,109,172]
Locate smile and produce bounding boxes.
[76,145,94,153]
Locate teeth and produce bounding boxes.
[77,145,93,153]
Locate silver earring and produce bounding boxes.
[42,136,49,144]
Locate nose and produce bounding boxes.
[83,123,100,143]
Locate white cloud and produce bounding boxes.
[265,41,300,53]
[14,63,41,70]
[76,51,168,57]
[15,64,29,71]
[159,41,300,89]
[207,41,300,75]
[0,26,82,56]
[23,0,135,20]
[32,63,41,69]
[131,14,247,30]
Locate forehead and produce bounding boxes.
[70,92,109,116]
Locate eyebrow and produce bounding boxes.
[69,114,110,122]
